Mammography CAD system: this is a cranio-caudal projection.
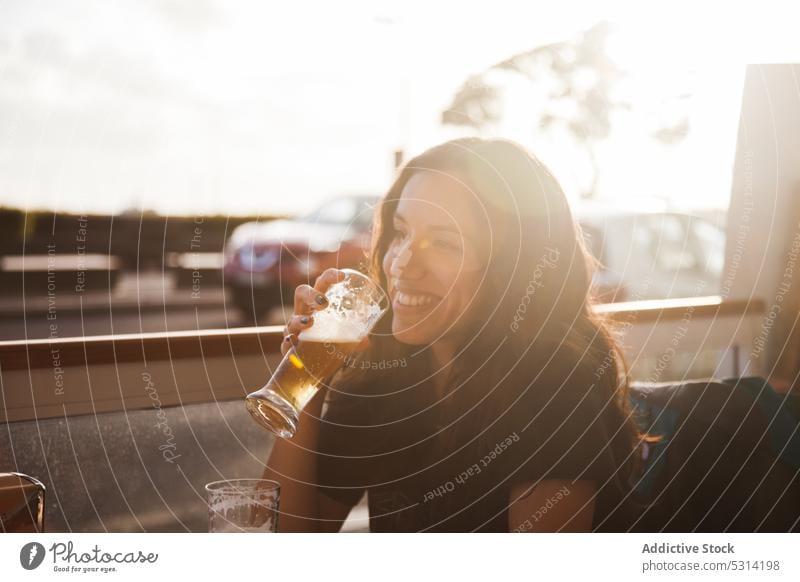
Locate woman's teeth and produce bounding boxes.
[395,291,435,307]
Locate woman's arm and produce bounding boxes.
[508,480,596,532]
[261,269,368,532]
[261,386,355,532]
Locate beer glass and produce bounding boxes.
[245,269,388,438]
[0,473,45,532]
[206,479,280,533]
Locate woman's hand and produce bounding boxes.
[281,268,370,356]
[267,268,370,532]
[508,480,596,532]
[281,268,344,356]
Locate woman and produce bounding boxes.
[263,137,645,532]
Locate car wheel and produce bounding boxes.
[228,284,280,323]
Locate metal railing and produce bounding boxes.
[0,296,766,423]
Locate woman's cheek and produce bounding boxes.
[382,246,395,278]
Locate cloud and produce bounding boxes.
[22,30,69,67]
[146,0,223,32]
[13,30,180,103]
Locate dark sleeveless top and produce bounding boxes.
[316,344,639,532]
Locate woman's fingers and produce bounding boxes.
[287,313,314,336]
[280,332,297,356]
[292,284,319,316]
[281,314,314,355]
[292,269,348,314]
[286,269,348,355]
[313,268,347,294]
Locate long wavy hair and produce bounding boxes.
[333,137,643,501]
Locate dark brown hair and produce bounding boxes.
[333,137,643,498]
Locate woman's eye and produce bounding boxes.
[434,238,461,252]
[392,228,407,242]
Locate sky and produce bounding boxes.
[1,0,798,216]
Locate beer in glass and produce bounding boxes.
[206,479,279,533]
[245,269,388,438]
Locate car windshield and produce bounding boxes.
[301,197,375,226]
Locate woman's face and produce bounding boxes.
[382,171,487,346]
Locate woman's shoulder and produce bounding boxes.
[507,340,601,401]
[490,372,614,485]
[492,341,612,459]
[323,366,380,421]
[324,360,423,424]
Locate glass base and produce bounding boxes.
[245,390,298,439]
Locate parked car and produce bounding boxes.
[225,197,725,320]
[577,209,726,302]
[223,194,379,320]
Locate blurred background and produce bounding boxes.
[3,0,800,534]
[0,0,795,339]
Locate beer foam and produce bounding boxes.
[297,274,385,343]
[298,315,365,343]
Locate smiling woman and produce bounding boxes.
[263,137,648,532]
[382,170,488,351]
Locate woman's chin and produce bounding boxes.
[391,325,435,346]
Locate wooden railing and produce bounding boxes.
[0,296,766,423]
[0,327,283,423]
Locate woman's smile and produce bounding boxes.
[381,171,487,346]
[394,291,435,307]
[389,277,442,313]
[265,137,642,534]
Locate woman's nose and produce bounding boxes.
[390,238,425,277]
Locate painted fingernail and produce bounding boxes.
[300,315,310,324]
[315,294,328,306]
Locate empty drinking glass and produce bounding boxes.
[246,269,388,438]
[205,479,280,533]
